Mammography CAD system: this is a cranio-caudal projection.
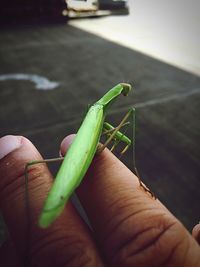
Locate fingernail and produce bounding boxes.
[0,135,22,160]
[192,223,200,242]
[60,134,75,156]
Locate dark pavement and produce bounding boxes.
[0,23,200,235]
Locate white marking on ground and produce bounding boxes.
[115,87,200,114]
[134,88,200,108]
[0,74,59,90]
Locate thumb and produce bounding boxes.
[0,135,53,265]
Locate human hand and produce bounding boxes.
[0,135,200,267]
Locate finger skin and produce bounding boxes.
[0,136,105,267]
[0,238,20,267]
[61,136,200,267]
[192,224,200,245]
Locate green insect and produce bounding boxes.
[25,83,151,229]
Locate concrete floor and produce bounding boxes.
[69,0,200,76]
[0,3,200,243]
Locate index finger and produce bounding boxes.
[61,136,200,267]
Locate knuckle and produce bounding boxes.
[30,234,98,267]
[111,213,184,267]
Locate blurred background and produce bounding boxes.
[0,0,200,248]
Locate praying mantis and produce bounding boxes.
[25,83,152,229]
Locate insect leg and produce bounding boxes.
[24,157,64,264]
[24,157,65,218]
[130,107,155,198]
[98,109,133,154]
[24,157,64,220]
